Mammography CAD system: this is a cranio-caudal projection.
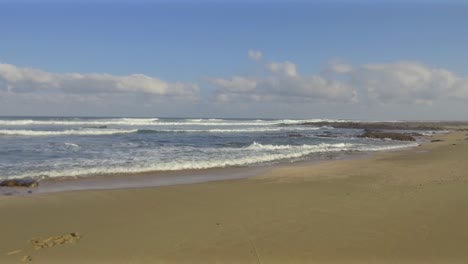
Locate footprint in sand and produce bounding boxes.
[6,232,82,262]
[28,232,82,250]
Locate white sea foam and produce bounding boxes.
[64,142,80,148]
[246,142,353,151]
[0,129,138,136]
[420,130,449,136]
[2,140,418,180]
[356,142,419,151]
[4,143,347,179]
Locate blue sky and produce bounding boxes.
[1,1,468,119]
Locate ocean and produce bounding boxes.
[0,117,422,180]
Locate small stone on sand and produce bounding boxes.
[21,255,32,262]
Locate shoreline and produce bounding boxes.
[2,131,468,263]
[1,135,423,196]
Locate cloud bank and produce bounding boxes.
[0,63,199,98]
[209,51,468,107]
[342,61,468,104]
[2,50,468,119]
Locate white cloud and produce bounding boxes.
[209,76,257,93]
[209,54,357,103]
[266,61,298,77]
[3,54,468,119]
[327,61,353,74]
[247,49,262,61]
[210,54,468,107]
[210,73,356,103]
[348,61,468,104]
[0,63,199,98]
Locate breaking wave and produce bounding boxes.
[0,126,328,136]
[245,142,353,151]
[0,118,160,126]
[4,141,417,179]
[0,129,138,136]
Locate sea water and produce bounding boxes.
[0,117,421,180]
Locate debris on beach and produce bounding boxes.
[431,139,444,142]
[0,178,39,188]
[29,232,82,250]
[6,249,22,255]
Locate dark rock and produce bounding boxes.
[359,130,416,141]
[300,121,444,131]
[22,255,32,262]
[431,139,444,142]
[0,178,39,188]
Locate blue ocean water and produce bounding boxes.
[0,117,421,180]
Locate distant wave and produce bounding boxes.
[0,118,160,126]
[0,129,138,136]
[138,126,326,133]
[0,118,348,126]
[64,142,80,148]
[0,126,329,136]
[184,118,224,122]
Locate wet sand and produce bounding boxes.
[1,131,468,263]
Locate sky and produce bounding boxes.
[0,0,468,120]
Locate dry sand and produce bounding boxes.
[1,132,468,263]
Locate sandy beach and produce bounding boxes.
[3,0,468,263]
[2,131,468,263]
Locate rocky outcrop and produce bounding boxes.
[359,130,416,141]
[0,178,39,188]
[299,121,444,130]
